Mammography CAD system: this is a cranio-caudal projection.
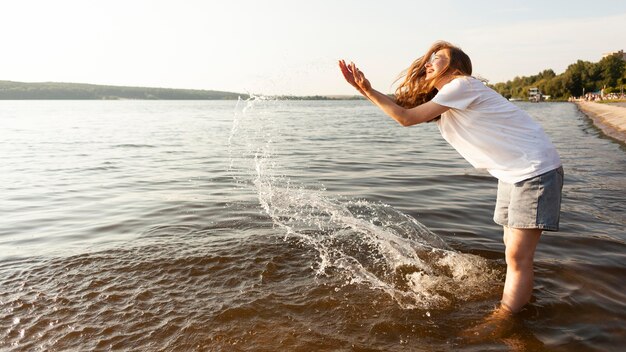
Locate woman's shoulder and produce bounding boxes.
[444,75,475,87]
[454,76,494,93]
[440,76,480,93]
[453,75,485,85]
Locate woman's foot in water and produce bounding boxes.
[461,305,518,342]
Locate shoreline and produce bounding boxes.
[574,101,626,144]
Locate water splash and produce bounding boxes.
[228,97,500,309]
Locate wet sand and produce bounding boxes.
[574,101,626,143]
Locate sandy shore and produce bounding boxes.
[574,101,626,144]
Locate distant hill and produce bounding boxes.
[0,80,365,100]
[0,80,244,100]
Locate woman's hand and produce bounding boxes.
[338,60,372,96]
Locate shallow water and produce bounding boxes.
[1,100,625,351]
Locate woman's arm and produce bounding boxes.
[363,88,449,126]
[339,60,449,126]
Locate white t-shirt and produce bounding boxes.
[431,76,561,184]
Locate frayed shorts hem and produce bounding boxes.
[492,220,559,232]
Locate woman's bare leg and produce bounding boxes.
[462,227,542,340]
[501,226,542,312]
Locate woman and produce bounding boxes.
[338,41,563,325]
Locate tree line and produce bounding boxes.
[489,53,625,100]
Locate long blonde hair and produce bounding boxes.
[395,41,472,108]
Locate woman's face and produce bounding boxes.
[425,49,448,80]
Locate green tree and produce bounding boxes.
[598,54,625,88]
[563,60,586,96]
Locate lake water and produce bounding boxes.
[1,100,625,351]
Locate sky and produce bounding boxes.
[2,0,626,96]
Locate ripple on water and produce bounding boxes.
[0,219,507,351]
[1,101,625,350]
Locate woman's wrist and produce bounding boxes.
[360,85,373,97]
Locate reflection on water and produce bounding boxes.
[1,100,625,351]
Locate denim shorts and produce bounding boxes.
[493,166,564,231]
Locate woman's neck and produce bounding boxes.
[434,75,456,90]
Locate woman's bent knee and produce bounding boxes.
[505,247,535,268]
[504,228,542,267]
